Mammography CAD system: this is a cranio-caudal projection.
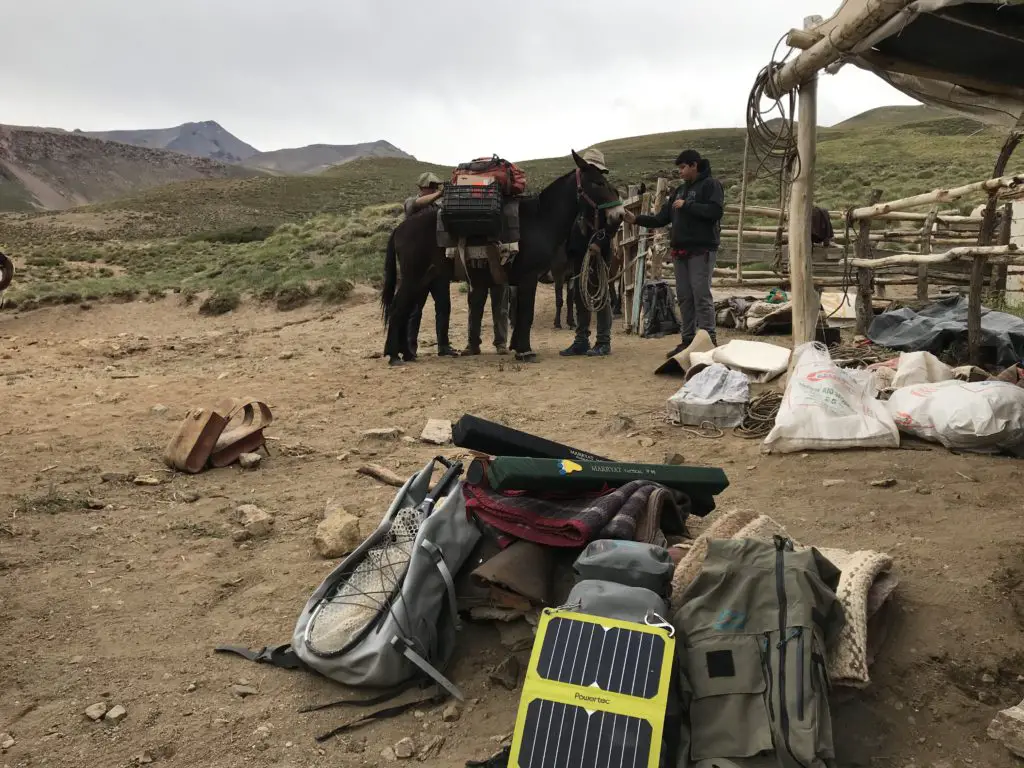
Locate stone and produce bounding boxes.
[380,747,397,762]
[279,351,295,360]
[85,702,108,721]
[179,491,201,504]
[151,404,169,416]
[105,705,127,724]
[442,703,461,722]
[394,737,416,759]
[217,372,230,380]
[0,733,15,750]
[639,437,655,448]
[238,453,262,470]
[664,453,686,466]
[489,655,521,690]
[101,472,133,484]
[982,673,997,684]
[186,682,197,692]
[585,408,598,416]
[989,699,1024,758]
[871,478,897,488]
[138,752,153,764]
[315,511,361,558]
[363,427,403,440]
[232,684,258,698]
[133,475,162,486]
[235,505,274,539]
[420,419,452,445]
[822,479,846,488]
[418,735,446,760]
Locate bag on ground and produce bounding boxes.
[762,341,900,454]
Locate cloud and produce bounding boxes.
[0,0,919,164]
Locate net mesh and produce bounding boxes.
[306,504,426,655]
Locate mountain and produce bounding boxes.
[242,140,415,175]
[0,124,259,211]
[81,120,260,163]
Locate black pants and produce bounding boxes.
[407,274,452,354]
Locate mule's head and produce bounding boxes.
[571,149,625,228]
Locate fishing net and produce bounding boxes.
[305,504,426,655]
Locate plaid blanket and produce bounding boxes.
[462,479,684,548]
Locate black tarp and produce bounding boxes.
[867,295,1024,367]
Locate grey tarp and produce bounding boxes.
[867,295,1024,367]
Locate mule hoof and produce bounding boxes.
[388,357,404,367]
[515,351,538,363]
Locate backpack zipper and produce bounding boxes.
[761,633,776,722]
[774,537,808,768]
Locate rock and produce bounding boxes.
[989,699,1024,758]
[105,705,127,724]
[822,479,846,488]
[489,655,521,690]
[151,404,169,416]
[664,453,686,466]
[138,751,153,764]
[133,475,162,486]
[238,453,262,470]
[279,351,295,360]
[101,472,133,484]
[380,747,398,762]
[335,390,345,400]
[179,491,201,504]
[0,733,15,750]
[363,427,403,440]
[232,684,258,698]
[639,437,656,448]
[982,673,997,684]
[394,737,416,759]
[419,419,452,445]
[217,372,230,380]
[85,702,108,721]
[871,478,897,488]
[418,735,446,760]
[442,703,461,722]
[186,682,197,692]
[585,408,598,416]
[235,505,274,539]
[315,511,361,558]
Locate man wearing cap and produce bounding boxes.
[624,149,724,356]
[560,147,617,358]
[404,172,458,358]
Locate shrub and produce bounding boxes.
[199,289,240,316]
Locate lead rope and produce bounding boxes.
[580,229,611,312]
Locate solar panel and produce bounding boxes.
[507,609,675,768]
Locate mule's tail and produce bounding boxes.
[380,228,398,327]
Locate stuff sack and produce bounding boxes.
[887,379,1024,455]
[452,154,527,196]
[762,341,900,454]
[672,535,846,768]
[291,457,481,699]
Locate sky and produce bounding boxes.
[0,0,921,166]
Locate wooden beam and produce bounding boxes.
[850,244,1021,268]
[786,27,818,50]
[855,190,883,336]
[917,207,938,300]
[765,0,913,97]
[850,174,1024,219]
[995,202,1013,297]
[968,256,985,366]
[857,50,1024,104]
[736,131,750,284]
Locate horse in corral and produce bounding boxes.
[380,151,624,364]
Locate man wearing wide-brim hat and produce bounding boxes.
[560,147,617,358]
[404,171,458,358]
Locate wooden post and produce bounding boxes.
[788,19,820,348]
[917,207,938,300]
[968,255,985,366]
[736,132,750,284]
[650,178,669,280]
[855,189,884,336]
[995,202,1013,297]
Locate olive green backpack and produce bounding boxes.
[671,535,846,768]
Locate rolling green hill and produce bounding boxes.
[0,105,1012,311]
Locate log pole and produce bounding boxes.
[917,207,938,300]
[850,174,1024,220]
[736,132,750,283]
[855,190,884,336]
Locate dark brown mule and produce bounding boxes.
[380,151,624,364]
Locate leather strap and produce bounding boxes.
[213,643,302,669]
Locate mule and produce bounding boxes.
[380,151,624,364]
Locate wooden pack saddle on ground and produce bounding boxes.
[164,397,273,473]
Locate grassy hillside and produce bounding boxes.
[0,105,1014,312]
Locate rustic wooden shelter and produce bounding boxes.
[763,0,1024,362]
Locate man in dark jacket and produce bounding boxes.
[625,149,724,356]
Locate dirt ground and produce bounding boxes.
[2,285,1023,768]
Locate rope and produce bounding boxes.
[679,421,726,439]
[579,233,611,312]
[733,392,784,439]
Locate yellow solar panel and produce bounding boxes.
[507,608,675,768]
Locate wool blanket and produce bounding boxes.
[462,479,683,548]
[670,508,898,689]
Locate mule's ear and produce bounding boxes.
[571,149,588,171]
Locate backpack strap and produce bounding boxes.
[390,635,465,702]
[421,538,462,631]
[213,642,302,669]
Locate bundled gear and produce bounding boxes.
[671,535,846,767]
[451,155,527,196]
[641,279,683,338]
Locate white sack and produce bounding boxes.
[887,379,1024,454]
[762,342,900,454]
[890,351,954,389]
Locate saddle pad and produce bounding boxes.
[507,608,674,768]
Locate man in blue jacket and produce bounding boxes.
[624,149,724,357]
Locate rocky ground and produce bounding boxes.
[2,286,1023,768]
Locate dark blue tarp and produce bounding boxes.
[867,295,1024,367]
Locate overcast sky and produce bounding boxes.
[0,0,920,165]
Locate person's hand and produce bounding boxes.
[623,209,636,224]
[673,198,685,210]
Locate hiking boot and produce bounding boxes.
[559,341,590,357]
[586,344,611,357]
[437,345,459,358]
[666,339,691,359]
[495,345,509,356]
[462,344,481,356]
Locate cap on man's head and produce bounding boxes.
[417,171,442,188]
[675,149,702,166]
[580,147,608,172]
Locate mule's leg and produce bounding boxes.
[464,271,488,355]
[567,277,577,329]
[513,279,539,362]
[553,277,563,329]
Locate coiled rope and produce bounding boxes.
[733,391,785,439]
[580,233,611,312]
